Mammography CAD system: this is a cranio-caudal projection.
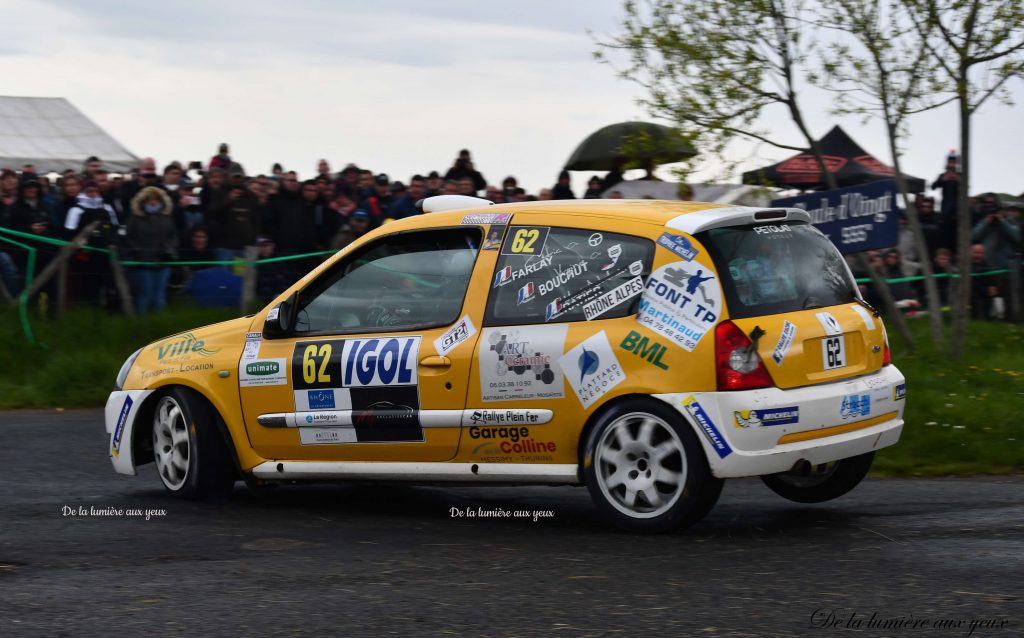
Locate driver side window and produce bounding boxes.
[294,228,480,335]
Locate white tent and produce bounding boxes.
[0,96,137,174]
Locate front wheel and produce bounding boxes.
[582,399,722,533]
[152,388,236,499]
[760,452,874,504]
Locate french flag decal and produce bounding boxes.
[493,266,513,287]
[517,282,535,304]
[545,297,564,321]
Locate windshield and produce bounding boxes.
[698,222,857,319]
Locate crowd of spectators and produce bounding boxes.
[851,154,1022,320]
[0,146,618,313]
[0,145,1019,320]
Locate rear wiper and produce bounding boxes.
[854,296,880,317]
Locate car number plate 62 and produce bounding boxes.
[822,335,846,370]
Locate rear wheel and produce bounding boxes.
[760,452,874,503]
[583,399,722,533]
[152,388,236,499]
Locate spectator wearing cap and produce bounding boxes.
[456,177,477,198]
[424,171,443,197]
[443,149,486,194]
[9,177,58,304]
[126,186,178,313]
[583,175,604,199]
[332,209,372,251]
[552,170,576,200]
[255,234,294,301]
[335,164,360,197]
[501,176,518,201]
[359,173,395,225]
[206,168,261,262]
[209,143,232,171]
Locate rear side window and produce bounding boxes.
[699,223,857,319]
[485,227,653,326]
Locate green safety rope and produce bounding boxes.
[0,234,37,343]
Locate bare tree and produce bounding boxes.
[597,0,915,346]
[905,0,1024,356]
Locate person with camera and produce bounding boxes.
[443,149,486,194]
[125,186,178,313]
[63,181,120,307]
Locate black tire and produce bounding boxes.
[151,387,236,499]
[760,452,875,504]
[582,398,723,533]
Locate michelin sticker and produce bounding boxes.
[683,396,732,458]
[656,233,699,261]
[733,407,799,428]
[111,395,133,457]
[479,325,567,402]
[558,331,625,409]
[772,321,797,365]
[636,261,722,352]
[434,315,476,356]
[240,358,288,387]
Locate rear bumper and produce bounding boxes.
[105,389,155,476]
[656,365,906,478]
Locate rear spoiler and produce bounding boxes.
[666,207,810,235]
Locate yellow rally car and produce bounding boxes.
[106,196,906,532]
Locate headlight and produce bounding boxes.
[115,348,144,390]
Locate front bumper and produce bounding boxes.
[656,365,906,478]
[105,389,155,476]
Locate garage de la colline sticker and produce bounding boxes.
[479,325,568,402]
[558,331,625,409]
[637,260,722,352]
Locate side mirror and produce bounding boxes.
[263,291,299,337]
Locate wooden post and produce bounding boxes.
[240,245,259,314]
[106,245,135,316]
[23,222,99,299]
[1009,257,1021,322]
[0,271,12,305]
[56,258,68,318]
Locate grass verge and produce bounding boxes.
[0,306,1019,476]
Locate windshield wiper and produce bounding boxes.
[854,296,880,317]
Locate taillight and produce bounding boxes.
[882,340,891,366]
[715,321,774,391]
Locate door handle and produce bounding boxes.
[419,355,452,368]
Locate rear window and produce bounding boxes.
[698,222,856,319]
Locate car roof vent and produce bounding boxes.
[416,195,495,214]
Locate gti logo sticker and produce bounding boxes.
[683,396,732,458]
[479,325,567,402]
[342,337,419,387]
[733,407,799,428]
[636,261,722,352]
[434,315,477,356]
[240,358,288,387]
[558,331,625,409]
[772,320,797,365]
[656,232,699,261]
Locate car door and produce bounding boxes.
[239,225,492,462]
[457,214,656,465]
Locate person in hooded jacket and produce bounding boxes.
[126,186,178,313]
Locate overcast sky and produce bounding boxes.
[1,0,1021,196]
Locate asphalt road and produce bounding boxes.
[1,409,1021,637]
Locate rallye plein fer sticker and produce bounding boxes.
[288,337,424,444]
[772,320,797,365]
[636,261,722,352]
[558,331,626,410]
[479,325,567,401]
